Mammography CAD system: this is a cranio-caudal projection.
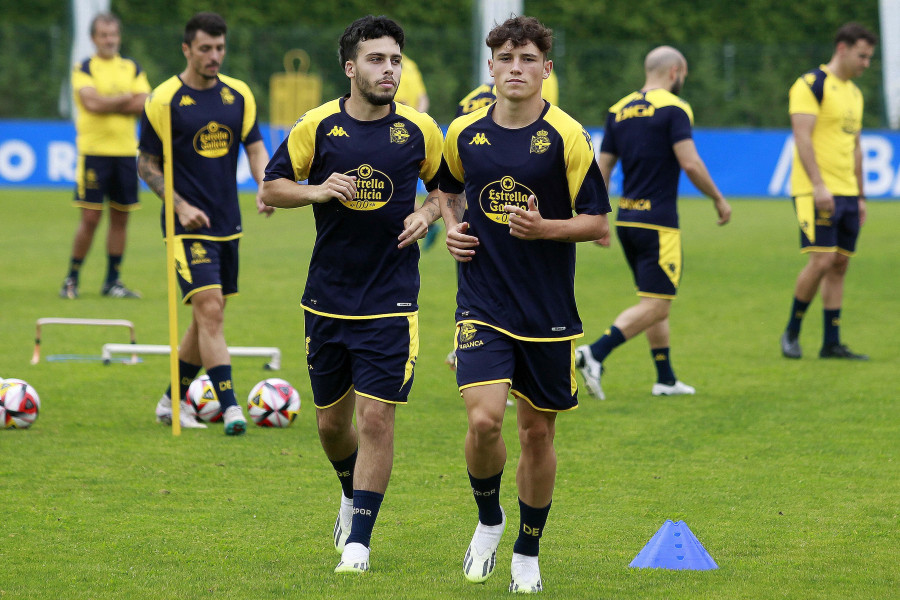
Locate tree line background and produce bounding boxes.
[0,0,884,128]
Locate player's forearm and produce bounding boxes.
[260,178,317,208]
[245,141,269,187]
[793,133,826,190]
[683,160,725,203]
[79,89,135,114]
[417,190,442,224]
[438,190,465,226]
[137,152,186,206]
[121,93,148,115]
[541,213,609,242]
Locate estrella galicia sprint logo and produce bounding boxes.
[341,163,394,210]
[193,121,233,158]
[478,175,537,224]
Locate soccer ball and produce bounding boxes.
[247,378,300,427]
[186,375,223,422]
[0,378,41,429]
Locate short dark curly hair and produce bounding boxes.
[183,12,227,46]
[485,16,553,58]
[339,15,405,66]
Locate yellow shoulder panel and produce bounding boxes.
[543,105,596,208]
[143,76,185,148]
[286,98,342,182]
[396,103,444,184]
[218,74,257,140]
[645,89,694,125]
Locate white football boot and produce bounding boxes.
[155,394,207,429]
[575,345,605,400]
[334,542,369,574]
[333,494,353,553]
[651,380,696,396]
[509,553,543,593]
[463,507,506,583]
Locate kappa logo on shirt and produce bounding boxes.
[469,133,491,145]
[179,95,196,107]
[327,125,350,137]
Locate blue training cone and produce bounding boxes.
[629,520,718,570]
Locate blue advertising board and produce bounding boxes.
[2,120,900,198]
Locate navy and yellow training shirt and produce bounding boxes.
[140,74,262,240]
[600,89,693,229]
[441,101,610,341]
[264,97,443,319]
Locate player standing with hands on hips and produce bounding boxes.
[261,15,443,574]
[138,12,272,434]
[439,16,610,593]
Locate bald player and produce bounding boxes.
[576,45,731,399]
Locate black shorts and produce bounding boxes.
[171,237,239,303]
[793,195,861,256]
[454,322,578,412]
[617,225,681,299]
[74,155,140,211]
[305,311,419,408]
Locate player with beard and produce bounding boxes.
[576,45,731,400]
[261,15,443,574]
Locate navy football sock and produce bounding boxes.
[512,498,551,557]
[589,325,626,362]
[823,308,841,346]
[165,360,202,401]
[106,254,123,284]
[469,470,504,526]
[206,364,237,410]
[786,297,810,336]
[652,347,676,385]
[346,490,384,548]
[330,449,358,500]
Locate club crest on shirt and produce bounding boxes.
[479,175,537,224]
[341,163,394,210]
[390,122,410,144]
[530,130,550,154]
[220,86,235,105]
[193,121,233,158]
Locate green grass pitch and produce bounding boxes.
[0,189,897,599]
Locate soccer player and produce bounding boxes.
[575,46,731,400]
[439,16,609,593]
[260,15,443,574]
[780,23,876,361]
[138,12,272,434]
[61,13,150,300]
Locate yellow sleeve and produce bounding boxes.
[284,100,341,182]
[132,70,151,94]
[71,64,94,92]
[789,77,820,116]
